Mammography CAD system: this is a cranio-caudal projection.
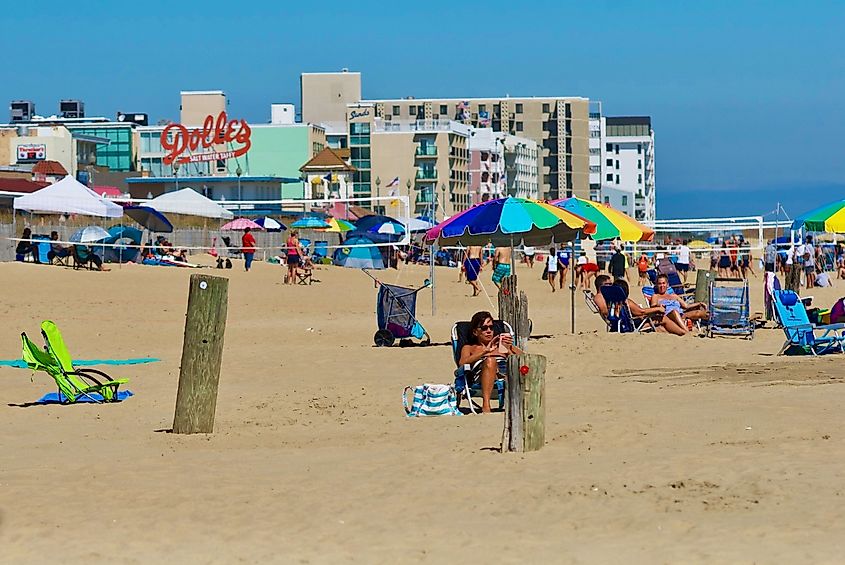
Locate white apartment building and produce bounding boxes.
[600,116,655,222]
[588,102,604,201]
[468,129,539,204]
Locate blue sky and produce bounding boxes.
[2,0,843,218]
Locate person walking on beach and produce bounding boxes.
[523,245,536,268]
[546,247,562,292]
[739,236,755,278]
[803,235,817,288]
[557,246,571,289]
[764,240,777,273]
[285,230,305,284]
[242,227,257,272]
[491,245,512,289]
[609,246,629,282]
[462,245,483,296]
[676,240,691,283]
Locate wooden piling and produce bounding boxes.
[497,275,531,351]
[172,274,229,434]
[502,353,547,452]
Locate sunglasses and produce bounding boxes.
[478,324,494,331]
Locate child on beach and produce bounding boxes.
[637,254,650,286]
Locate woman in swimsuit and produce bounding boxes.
[285,230,305,285]
[649,274,709,335]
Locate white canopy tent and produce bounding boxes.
[13,176,123,217]
[146,187,234,220]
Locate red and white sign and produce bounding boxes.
[161,111,252,166]
[16,144,47,163]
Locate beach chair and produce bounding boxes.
[584,290,602,316]
[72,245,96,270]
[599,285,652,333]
[707,278,754,339]
[32,235,51,264]
[773,290,845,355]
[20,321,129,403]
[312,241,329,263]
[451,321,509,414]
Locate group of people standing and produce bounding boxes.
[460,245,512,296]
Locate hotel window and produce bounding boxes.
[439,104,447,114]
[615,160,619,169]
[638,160,642,169]
[615,175,620,184]
[637,144,642,154]
[604,196,610,204]
[478,104,486,113]
[622,195,628,206]
[515,103,523,113]
[638,174,643,184]
[392,105,400,116]
[542,103,550,113]
[493,104,501,116]
[606,173,613,182]
[515,122,523,132]
[606,159,613,166]
[615,145,619,154]
[606,143,613,152]
[409,105,417,116]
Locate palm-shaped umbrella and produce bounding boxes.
[550,197,653,242]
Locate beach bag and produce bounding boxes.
[541,266,549,280]
[403,384,461,417]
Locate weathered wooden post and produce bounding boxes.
[173,274,229,434]
[502,353,546,452]
[497,275,530,350]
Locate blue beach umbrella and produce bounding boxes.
[124,206,173,233]
[291,216,330,229]
[333,235,386,269]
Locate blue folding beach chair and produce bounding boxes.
[599,285,637,333]
[773,289,845,355]
[451,320,510,414]
[707,278,753,339]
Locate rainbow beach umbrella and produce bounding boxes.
[320,217,356,233]
[550,197,653,242]
[792,199,845,233]
[425,197,595,246]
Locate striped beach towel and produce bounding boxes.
[403,384,461,417]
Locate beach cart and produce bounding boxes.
[364,270,431,347]
[707,277,754,339]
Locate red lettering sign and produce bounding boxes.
[160,111,252,166]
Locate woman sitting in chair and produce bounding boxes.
[458,310,523,413]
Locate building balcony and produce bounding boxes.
[416,169,437,181]
[415,146,438,158]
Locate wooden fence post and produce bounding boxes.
[497,275,531,351]
[502,353,546,452]
[173,274,229,434]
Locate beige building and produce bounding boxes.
[180,90,227,125]
[301,71,362,133]
[344,104,470,219]
[365,97,589,201]
[0,125,105,178]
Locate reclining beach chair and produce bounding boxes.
[451,320,510,414]
[773,290,845,355]
[21,321,128,403]
[707,278,753,339]
[72,245,96,270]
[599,285,653,333]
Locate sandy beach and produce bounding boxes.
[2,258,844,564]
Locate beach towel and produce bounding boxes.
[0,357,160,369]
[35,390,134,404]
[403,384,461,417]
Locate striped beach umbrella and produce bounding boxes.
[792,199,845,232]
[550,197,654,242]
[321,218,355,233]
[425,197,595,246]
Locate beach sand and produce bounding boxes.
[2,258,844,563]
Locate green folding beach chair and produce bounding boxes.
[20,320,128,403]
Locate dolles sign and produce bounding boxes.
[161,112,252,165]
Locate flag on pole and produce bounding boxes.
[323,173,332,181]
[386,176,399,188]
